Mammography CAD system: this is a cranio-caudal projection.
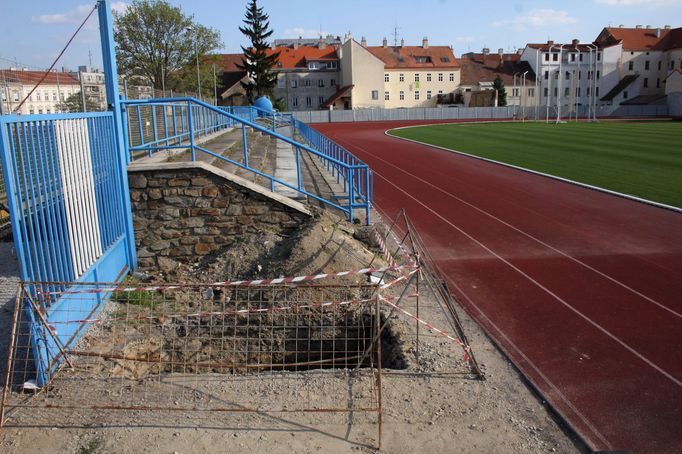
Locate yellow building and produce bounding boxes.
[367,38,461,108]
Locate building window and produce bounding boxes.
[564,87,569,96]
[426,90,432,99]
[578,71,581,80]
[670,61,675,70]
[658,61,662,70]
[414,73,420,82]
[512,88,519,97]
[449,73,454,82]
[291,80,298,88]
[528,87,535,97]
[371,90,379,100]
[385,73,389,82]
[435,73,441,82]
[12,92,19,102]
[308,62,319,70]
[597,53,601,61]
[656,78,660,88]
[544,87,548,97]
[36,92,41,101]
[427,73,432,82]
[554,87,558,97]
[645,60,650,70]
[306,96,312,107]
[399,90,405,100]
[52,92,57,101]
[544,71,548,80]
[553,53,558,61]
[571,53,576,62]
[643,78,648,88]
[596,87,599,96]
[597,70,600,80]
[319,96,324,105]
[292,97,298,107]
[330,79,336,87]
[623,90,627,99]
[576,87,580,97]
[399,73,405,82]
[328,61,337,69]
[29,109,34,114]
[438,90,443,94]
[566,71,570,80]
[587,87,591,95]
[385,91,390,100]
[38,109,43,114]
[415,91,420,100]
[304,79,311,87]
[318,79,325,87]
[579,53,583,62]
[544,53,550,61]
[628,61,634,71]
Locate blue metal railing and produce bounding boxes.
[123,98,372,223]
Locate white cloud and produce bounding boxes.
[492,9,577,32]
[281,27,329,39]
[31,2,128,25]
[596,0,682,5]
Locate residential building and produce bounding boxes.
[593,25,681,106]
[459,49,537,108]
[70,66,107,110]
[521,39,602,118]
[0,69,80,115]
[330,38,385,109]
[666,69,682,117]
[216,54,248,106]
[366,37,460,108]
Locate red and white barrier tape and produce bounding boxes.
[50,296,377,325]
[373,228,398,268]
[40,263,419,296]
[379,294,471,361]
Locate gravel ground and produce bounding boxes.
[0,242,19,388]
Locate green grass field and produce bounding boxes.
[389,121,682,208]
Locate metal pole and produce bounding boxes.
[521,71,528,122]
[195,37,201,100]
[213,63,217,106]
[575,50,581,121]
[161,66,166,98]
[556,44,565,123]
[546,45,555,123]
[535,49,539,120]
[79,72,87,112]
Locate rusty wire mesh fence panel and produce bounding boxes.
[1,282,387,444]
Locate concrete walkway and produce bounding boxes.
[0,242,20,388]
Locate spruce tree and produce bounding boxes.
[493,75,507,107]
[237,0,280,103]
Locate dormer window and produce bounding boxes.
[328,61,338,69]
[415,56,432,64]
[308,62,319,70]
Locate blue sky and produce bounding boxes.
[1,0,681,70]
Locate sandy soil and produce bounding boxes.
[0,215,585,453]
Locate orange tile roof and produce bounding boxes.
[654,27,682,50]
[366,46,459,69]
[0,70,80,86]
[268,46,339,70]
[459,57,535,86]
[595,27,672,51]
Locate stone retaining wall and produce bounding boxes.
[128,163,310,272]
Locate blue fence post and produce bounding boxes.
[242,124,249,167]
[120,96,132,165]
[295,146,302,190]
[99,0,137,271]
[187,101,196,161]
[348,167,355,223]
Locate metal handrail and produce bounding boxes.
[121,97,372,223]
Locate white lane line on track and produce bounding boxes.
[447,278,613,450]
[331,134,682,388]
[331,132,682,320]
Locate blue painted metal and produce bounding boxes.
[124,98,373,223]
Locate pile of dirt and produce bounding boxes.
[152,211,384,285]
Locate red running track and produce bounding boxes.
[315,120,682,453]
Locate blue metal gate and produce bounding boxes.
[0,0,136,386]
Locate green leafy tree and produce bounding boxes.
[114,0,221,99]
[56,92,100,112]
[237,0,280,103]
[493,75,507,107]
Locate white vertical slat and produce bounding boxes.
[54,118,103,278]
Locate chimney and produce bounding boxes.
[482,47,490,55]
[572,39,579,46]
[498,48,504,56]
[382,37,388,48]
[422,37,429,48]
[400,38,405,47]
[361,36,367,47]
[656,28,661,38]
[636,25,642,29]
[664,25,671,29]
[646,25,651,29]
[319,41,327,50]
[293,42,299,50]
[619,24,624,28]
[547,40,554,45]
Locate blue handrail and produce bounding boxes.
[121,98,372,223]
